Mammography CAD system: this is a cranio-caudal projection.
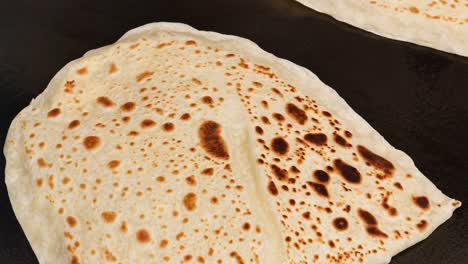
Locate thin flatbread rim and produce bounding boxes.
[295,0,468,57]
[4,22,460,264]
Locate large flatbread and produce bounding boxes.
[4,23,460,264]
[295,0,468,57]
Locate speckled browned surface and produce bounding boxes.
[0,0,466,263]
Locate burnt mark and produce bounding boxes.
[201,168,214,176]
[334,134,351,147]
[304,133,327,146]
[261,116,271,125]
[255,126,264,135]
[313,170,330,183]
[272,113,285,122]
[199,121,229,160]
[334,159,361,184]
[344,131,353,138]
[271,164,288,181]
[357,209,388,238]
[366,227,388,238]
[286,103,307,125]
[333,217,348,231]
[416,220,428,231]
[267,181,279,196]
[271,137,289,155]
[357,145,394,179]
[358,209,377,226]
[307,182,329,198]
[413,196,430,210]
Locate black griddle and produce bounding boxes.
[0,0,467,263]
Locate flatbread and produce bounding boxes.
[4,23,460,264]
[295,0,468,57]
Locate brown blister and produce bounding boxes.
[199,121,229,160]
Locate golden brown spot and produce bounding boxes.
[201,168,214,176]
[136,71,154,82]
[141,119,156,128]
[66,216,77,227]
[192,78,202,85]
[357,145,394,179]
[97,96,115,107]
[128,131,139,136]
[229,251,245,264]
[183,192,197,211]
[83,136,100,150]
[201,96,214,104]
[162,122,175,132]
[120,221,127,232]
[185,40,197,45]
[71,255,80,264]
[333,217,348,231]
[199,121,229,160]
[242,222,251,231]
[271,137,289,155]
[271,88,283,97]
[120,102,136,112]
[36,178,43,187]
[416,220,428,231]
[47,108,61,118]
[160,239,169,248]
[64,80,75,93]
[37,158,47,168]
[409,6,419,14]
[272,113,285,122]
[136,229,151,243]
[68,120,80,129]
[76,67,87,75]
[304,133,327,146]
[413,196,430,210]
[109,63,118,74]
[107,160,120,169]
[62,177,71,185]
[104,248,117,262]
[261,116,270,125]
[267,181,279,196]
[185,176,196,186]
[101,211,117,223]
[286,103,307,125]
[180,113,191,120]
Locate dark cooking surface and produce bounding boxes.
[0,0,467,263]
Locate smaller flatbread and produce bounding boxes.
[295,0,468,57]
